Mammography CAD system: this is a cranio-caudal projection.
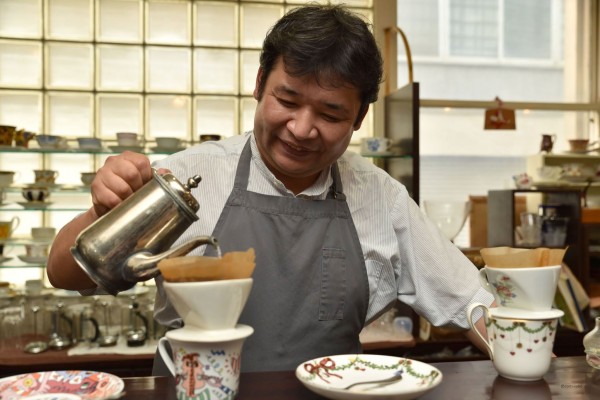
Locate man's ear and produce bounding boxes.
[353,104,370,130]
[253,67,264,100]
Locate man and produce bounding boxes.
[47,4,493,373]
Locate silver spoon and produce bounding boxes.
[343,371,403,390]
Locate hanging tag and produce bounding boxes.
[484,97,516,130]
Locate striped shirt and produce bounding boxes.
[154,132,493,328]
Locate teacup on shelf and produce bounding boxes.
[77,137,102,150]
[22,185,50,202]
[31,227,56,241]
[36,134,66,149]
[155,137,182,149]
[80,172,96,186]
[0,171,16,187]
[34,169,58,186]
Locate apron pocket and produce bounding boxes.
[319,248,346,320]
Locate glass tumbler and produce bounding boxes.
[0,305,25,351]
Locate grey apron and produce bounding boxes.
[153,138,369,374]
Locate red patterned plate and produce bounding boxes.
[0,370,124,400]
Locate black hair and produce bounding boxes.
[257,3,384,121]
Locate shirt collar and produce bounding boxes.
[249,132,332,199]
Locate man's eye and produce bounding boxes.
[322,114,341,122]
[277,98,295,107]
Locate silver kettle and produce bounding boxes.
[71,169,218,296]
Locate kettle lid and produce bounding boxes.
[154,170,201,216]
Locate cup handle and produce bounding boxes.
[157,337,176,376]
[10,216,20,234]
[478,268,492,293]
[467,302,493,360]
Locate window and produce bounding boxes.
[396,0,598,246]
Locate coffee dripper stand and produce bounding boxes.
[124,295,149,347]
[97,300,119,347]
[48,301,73,350]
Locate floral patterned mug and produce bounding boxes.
[467,303,563,381]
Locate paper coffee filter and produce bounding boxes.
[480,246,566,268]
[158,248,255,282]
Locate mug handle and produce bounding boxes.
[478,268,493,293]
[157,337,176,376]
[10,216,20,234]
[467,302,493,360]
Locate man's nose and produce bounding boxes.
[287,108,318,139]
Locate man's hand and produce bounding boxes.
[89,151,153,218]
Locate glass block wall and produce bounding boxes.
[0,0,374,144]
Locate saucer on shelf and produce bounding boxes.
[150,146,186,153]
[109,145,145,153]
[18,255,48,264]
[0,256,12,264]
[360,151,394,157]
[17,201,53,209]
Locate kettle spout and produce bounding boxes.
[123,235,219,282]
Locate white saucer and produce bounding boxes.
[17,201,53,209]
[150,146,186,153]
[489,307,564,320]
[296,354,443,400]
[0,256,12,263]
[18,255,48,264]
[166,324,254,342]
[109,145,145,153]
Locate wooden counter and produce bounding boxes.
[0,338,154,378]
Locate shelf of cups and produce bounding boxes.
[1,185,91,194]
[0,260,46,269]
[0,146,186,155]
[0,238,52,246]
[0,203,88,212]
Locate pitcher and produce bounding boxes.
[71,170,219,295]
[540,133,557,153]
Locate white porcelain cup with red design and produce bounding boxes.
[478,265,561,311]
[467,303,563,381]
[158,325,253,399]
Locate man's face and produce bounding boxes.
[253,58,365,194]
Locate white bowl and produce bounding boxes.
[423,200,471,241]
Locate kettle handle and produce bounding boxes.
[124,235,219,282]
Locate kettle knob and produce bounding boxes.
[184,175,202,190]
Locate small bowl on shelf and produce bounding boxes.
[36,134,66,149]
[77,137,102,150]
